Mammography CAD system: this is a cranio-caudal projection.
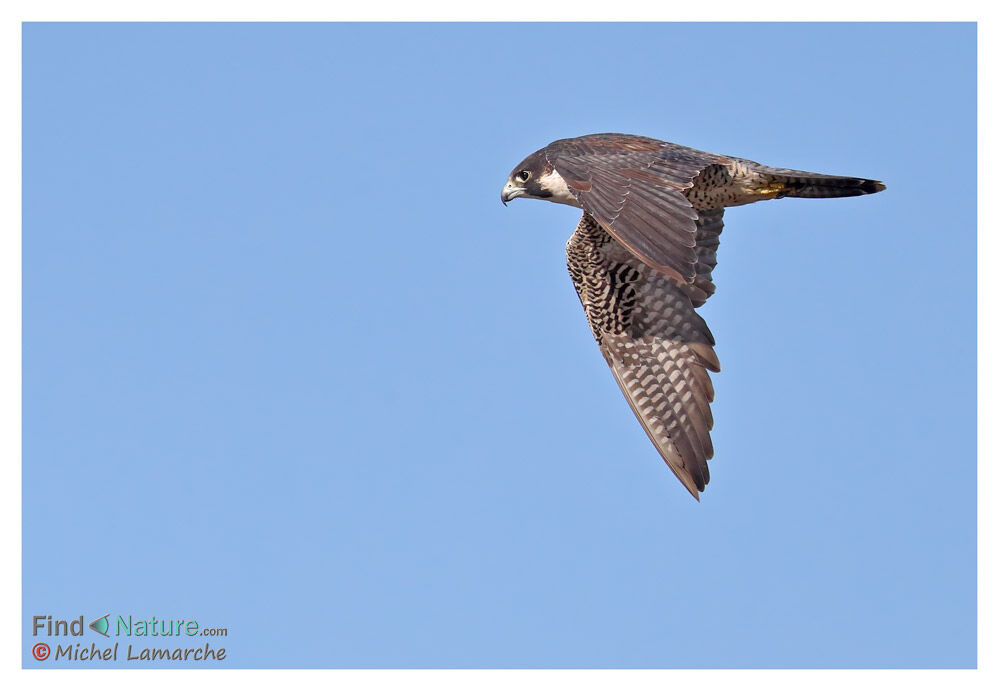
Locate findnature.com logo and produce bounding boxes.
[29,614,229,663]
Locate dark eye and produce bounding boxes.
[517,170,531,182]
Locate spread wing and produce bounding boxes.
[567,214,720,499]
[547,134,728,284]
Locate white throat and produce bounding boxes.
[539,170,582,208]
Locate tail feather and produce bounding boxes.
[758,165,886,199]
[782,176,886,199]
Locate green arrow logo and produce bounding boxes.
[89,614,110,637]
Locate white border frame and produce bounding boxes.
[4,3,991,689]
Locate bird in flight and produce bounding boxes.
[501,133,884,499]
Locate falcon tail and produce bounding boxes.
[762,167,886,199]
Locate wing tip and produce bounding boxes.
[667,462,705,501]
[680,474,704,502]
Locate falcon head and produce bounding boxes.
[501,149,581,208]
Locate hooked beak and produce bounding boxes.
[501,183,524,206]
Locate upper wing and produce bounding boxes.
[567,214,720,499]
[547,134,728,284]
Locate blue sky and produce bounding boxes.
[23,23,975,668]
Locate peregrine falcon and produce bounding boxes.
[500,133,884,499]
